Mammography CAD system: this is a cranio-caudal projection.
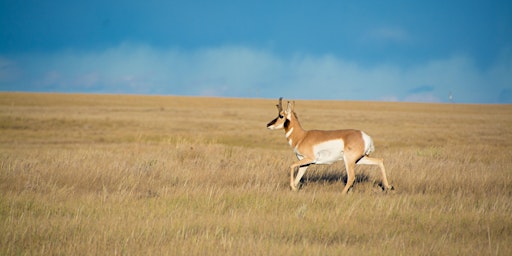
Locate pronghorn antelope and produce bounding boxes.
[267,98,393,194]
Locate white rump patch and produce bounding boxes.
[361,131,375,155]
[312,139,344,164]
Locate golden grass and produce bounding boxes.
[1,92,511,255]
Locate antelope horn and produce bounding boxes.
[276,97,283,112]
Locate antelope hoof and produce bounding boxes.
[382,185,395,192]
[290,185,299,192]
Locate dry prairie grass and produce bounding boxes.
[1,92,511,255]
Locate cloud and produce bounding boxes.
[1,43,511,103]
[408,85,434,94]
[0,57,21,83]
[404,85,440,102]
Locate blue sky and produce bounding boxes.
[1,1,511,103]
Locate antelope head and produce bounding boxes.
[267,97,293,130]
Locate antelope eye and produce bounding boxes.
[279,114,284,118]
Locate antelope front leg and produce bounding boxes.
[289,159,314,191]
[293,166,309,189]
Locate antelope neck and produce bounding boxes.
[284,114,305,147]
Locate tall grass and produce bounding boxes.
[1,93,511,255]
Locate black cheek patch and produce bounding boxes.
[284,119,290,129]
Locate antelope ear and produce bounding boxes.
[287,101,294,112]
[285,101,293,118]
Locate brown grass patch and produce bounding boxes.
[1,93,511,255]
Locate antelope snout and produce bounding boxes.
[267,118,278,129]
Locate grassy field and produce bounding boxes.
[1,92,511,255]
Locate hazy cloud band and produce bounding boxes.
[1,43,510,103]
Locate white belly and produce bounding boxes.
[312,139,344,164]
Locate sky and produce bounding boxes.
[0,0,511,103]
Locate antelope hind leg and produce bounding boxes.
[357,156,394,191]
[342,160,356,195]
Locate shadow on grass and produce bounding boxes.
[303,169,368,184]
[302,168,387,190]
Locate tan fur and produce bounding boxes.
[267,99,393,194]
